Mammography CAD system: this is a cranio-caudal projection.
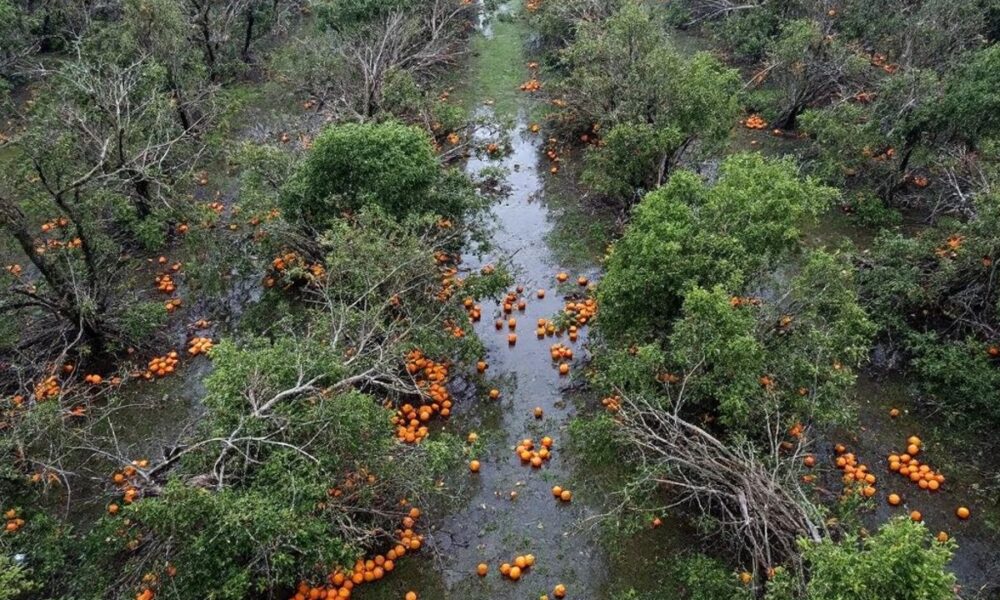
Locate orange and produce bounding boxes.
[887,493,901,506]
[469,460,480,473]
[956,506,970,519]
[477,563,488,576]
[910,511,922,522]
[554,584,567,598]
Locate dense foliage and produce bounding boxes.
[597,153,835,339]
[550,2,740,204]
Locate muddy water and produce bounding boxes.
[439,116,606,595]
[366,107,609,598]
[836,374,1000,595]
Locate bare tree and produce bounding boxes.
[603,380,825,579]
[290,0,475,120]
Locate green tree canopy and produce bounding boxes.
[597,153,835,340]
[283,121,467,224]
[799,519,956,600]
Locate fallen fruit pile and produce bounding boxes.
[833,444,877,498]
[887,436,945,491]
[395,349,452,443]
[515,436,554,469]
[499,553,536,581]
[4,507,25,533]
[145,353,179,379]
[288,507,425,600]
[187,337,214,356]
[744,114,767,129]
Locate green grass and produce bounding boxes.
[458,12,528,117]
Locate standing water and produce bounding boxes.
[433,115,607,596]
[365,25,610,599]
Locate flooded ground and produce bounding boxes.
[835,373,1000,596]
[367,112,609,600]
[367,7,1000,599]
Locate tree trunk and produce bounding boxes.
[1,195,110,356]
[242,7,256,63]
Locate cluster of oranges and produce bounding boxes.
[655,371,680,384]
[289,507,424,600]
[729,295,762,308]
[110,460,149,511]
[40,216,69,232]
[34,375,60,400]
[155,274,176,294]
[548,343,573,375]
[536,318,558,338]
[544,137,562,174]
[934,234,964,259]
[271,251,302,273]
[4,507,25,533]
[561,297,596,328]
[463,297,482,322]
[135,587,155,600]
[601,395,621,413]
[499,288,529,314]
[5,263,22,277]
[265,251,326,288]
[35,217,82,253]
[551,485,573,503]
[869,53,899,74]
[887,436,945,492]
[515,436,554,469]
[84,373,103,385]
[833,444,877,498]
[445,320,466,339]
[744,114,767,129]
[164,297,182,313]
[498,553,537,581]
[34,236,82,254]
[435,252,460,302]
[145,353,179,379]
[187,337,214,356]
[396,350,452,443]
[549,343,573,361]
[519,78,542,92]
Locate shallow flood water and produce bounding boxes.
[363,96,610,596]
[435,115,606,596]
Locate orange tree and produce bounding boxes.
[860,185,1000,432]
[548,1,740,205]
[580,153,873,576]
[0,208,492,599]
[596,152,835,340]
